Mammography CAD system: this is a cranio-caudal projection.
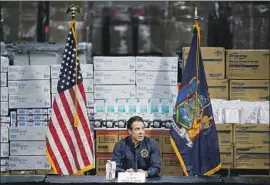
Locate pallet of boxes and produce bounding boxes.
[226,49,269,173]
[0,42,93,175]
[93,56,180,176]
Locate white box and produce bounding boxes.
[0,123,10,128]
[94,71,135,85]
[9,94,51,108]
[0,56,9,72]
[0,116,10,123]
[17,108,48,115]
[17,115,48,121]
[8,65,50,80]
[51,64,94,79]
[1,128,8,142]
[0,165,9,172]
[136,85,178,99]
[0,143,9,157]
[1,158,9,166]
[136,71,177,85]
[94,56,135,71]
[135,57,178,71]
[10,111,16,127]
[1,73,7,87]
[51,78,93,93]
[94,85,136,99]
[0,102,8,116]
[0,87,8,102]
[83,79,94,92]
[9,156,51,170]
[86,93,94,107]
[9,126,47,141]
[8,80,50,95]
[17,121,48,127]
[10,141,46,155]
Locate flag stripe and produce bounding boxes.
[70,85,94,155]
[47,127,69,174]
[61,90,91,167]
[48,104,74,174]
[53,95,80,171]
[46,139,62,174]
[66,88,92,166]
[55,93,85,169]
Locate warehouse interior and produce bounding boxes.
[0,0,270,181]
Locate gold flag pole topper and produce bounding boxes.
[66,5,81,127]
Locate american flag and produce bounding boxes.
[46,22,95,175]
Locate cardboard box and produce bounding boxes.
[10,141,46,155]
[234,145,269,169]
[94,71,135,85]
[8,80,50,95]
[135,71,177,85]
[94,56,135,71]
[135,57,178,71]
[0,87,8,102]
[95,153,112,175]
[8,65,50,80]
[136,85,178,99]
[118,130,129,141]
[0,102,8,116]
[94,85,136,99]
[0,143,9,157]
[96,130,118,153]
[1,73,7,87]
[226,50,269,79]
[183,47,225,79]
[9,127,47,141]
[9,93,51,108]
[0,56,9,72]
[162,130,174,153]
[216,124,233,145]
[51,64,94,79]
[10,170,36,175]
[230,80,269,101]
[9,156,51,170]
[208,80,229,99]
[219,145,233,168]
[145,130,163,152]
[234,124,269,145]
[1,128,9,142]
[162,154,183,176]
[86,93,94,107]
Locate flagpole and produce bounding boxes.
[66,5,81,127]
[193,6,200,130]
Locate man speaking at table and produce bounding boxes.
[112,116,161,178]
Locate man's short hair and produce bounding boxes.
[127,116,144,130]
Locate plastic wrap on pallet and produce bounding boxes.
[257,101,269,124]
[211,100,224,124]
[239,101,259,124]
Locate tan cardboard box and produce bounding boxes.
[10,170,36,175]
[118,130,129,141]
[96,130,118,153]
[145,130,163,152]
[35,169,54,175]
[162,130,175,153]
[216,124,233,145]
[208,79,229,99]
[162,153,183,176]
[230,80,269,101]
[234,145,269,169]
[95,153,112,175]
[219,145,233,169]
[226,50,270,79]
[234,124,270,145]
[183,47,225,79]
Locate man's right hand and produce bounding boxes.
[126,168,134,172]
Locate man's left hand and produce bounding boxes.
[137,169,148,177]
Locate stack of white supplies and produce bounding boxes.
[93,57,136,129]
[135,57,178,128]
[239,101,260,124]
[257,101,269,124]
[0,56,10,173]
[50,64,94,108]
[8,65,51,109]
[211,99,225,124]
[9,127,50,171]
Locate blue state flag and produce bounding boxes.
[169,20,221,176]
